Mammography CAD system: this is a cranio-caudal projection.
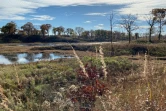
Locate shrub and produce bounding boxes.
[69,63,107,110]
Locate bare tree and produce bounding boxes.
[120,14,138,43]
[75,27,84,37]
[145,13,157,42]
[152,8,166,40]
[109,11,116,43]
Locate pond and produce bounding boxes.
[0,53,72,65]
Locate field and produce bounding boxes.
[0,42,166,111]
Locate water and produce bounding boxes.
[0,53,72,65]
[9,42,115,47]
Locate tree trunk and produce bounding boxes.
[47,30,49,36]
[158,19,162,41]
[158,28,161,41]
[128,31,131,44]
[149,27,152,42]
[111,27,113,43]
[28,31,30,37]
[58,32,60,36]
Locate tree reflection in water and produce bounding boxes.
[0,53,71,64]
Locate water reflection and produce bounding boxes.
[0,53,71,65]
[0,55,12,64]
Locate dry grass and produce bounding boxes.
[0,43,166,110]
[13,64,20,85]
[99,45,108,79]
[98,54,166,111]
[0,85,13,111]
[70,45,89,78]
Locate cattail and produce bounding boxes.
[99,45,107,79]
[70,45,89,78]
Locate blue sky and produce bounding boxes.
[0,0,166,34]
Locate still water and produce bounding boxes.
[0,53,71,65]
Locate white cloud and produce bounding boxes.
[33,23,42,26]
[94,24,104,29]
[64,12,76,16]
[0,15,25,20]
[139,25,158,29]
[0,1,45,20]
[0,0,165,20]
[84,21,91,23]
[30,15,55,21]
[84,13,108,16]
[139,25,149,29]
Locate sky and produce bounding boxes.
[0,0,166,35]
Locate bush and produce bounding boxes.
[22,35,41,43]
[103,43,166,57]
[41,36,79,43]
[83,56,138,77]
[2,34,22,43]
[31,45,96,52]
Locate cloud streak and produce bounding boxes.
[30,15,55,21]
[0,0,165,20]
[94,24,104,29]
[84,21,92,23]
[84,13,108,16]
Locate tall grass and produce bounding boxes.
[0,85,13,111]
[70,44,89,78]
[0,43,166,110]
[99,45,108,79]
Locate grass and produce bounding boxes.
[102,43,166,57]
[1,42,166,57]
[0,56,139,110]
[0,42,166,110]
[0,60,78,110]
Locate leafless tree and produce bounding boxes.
[75,27,84,37]
[120,14,138,43]
[145,13,157,42]
[109,11,116,43]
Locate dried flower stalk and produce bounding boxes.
[70,45,89,78]
[99,45,107,79]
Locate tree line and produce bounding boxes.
[0,21,128,42]
[0,8,166,43]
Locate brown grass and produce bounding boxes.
[99,45,108,79]
[0,43,166,110]
[0,85,13,111]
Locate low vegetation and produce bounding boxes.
[30,43,166,57]
[0,43,166,110]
